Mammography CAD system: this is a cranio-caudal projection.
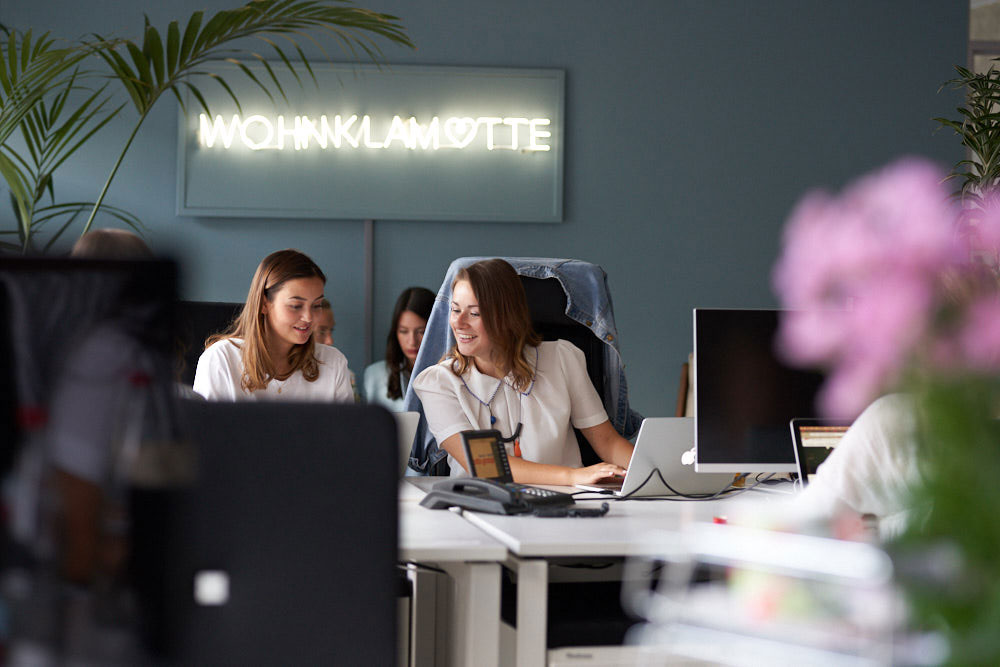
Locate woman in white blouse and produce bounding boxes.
[412,259,633,484]
[193,249,354,402]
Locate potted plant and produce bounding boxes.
[0,0,413,253]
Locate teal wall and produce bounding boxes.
[1,1,968,417]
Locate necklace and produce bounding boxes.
[458,374,504,425]
[459,348,538,457]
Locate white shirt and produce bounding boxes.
[363,360,408,412]
[193,338,355,402]
[412,339,608,477]
[796,393,919,539]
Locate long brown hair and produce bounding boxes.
[448,259,540,391]
[207,249,327,392]
[385,286,435,400]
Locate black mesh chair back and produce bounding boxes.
[174,301,243,385]
[519,276,604,467]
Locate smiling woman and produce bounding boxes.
[412,259,634,485]
[192,249,354,402]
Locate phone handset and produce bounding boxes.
[419,478,531,515]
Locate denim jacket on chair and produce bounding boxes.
[403,257,643,475]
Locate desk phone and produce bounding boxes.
[419,429,575,515]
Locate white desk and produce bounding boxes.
[459,491,766,667]
[398,482,508,667]
[400,479,793,667]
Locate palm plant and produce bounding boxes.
[84,0,412,235]
[1,60,141,252]
[935,64,1000,206]
[0,29,120,252]
[1,0,412,252]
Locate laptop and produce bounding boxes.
[576,417,734,497]
[790,417,851,486]
[393,411,421,476]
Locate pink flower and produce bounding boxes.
[773,158,967,418]
[957,297,1000,370]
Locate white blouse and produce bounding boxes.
[193,338,355,402]
[412,339,608,476]
[363,360,408,412]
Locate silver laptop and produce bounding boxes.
[393,411,421,477]
[576,417,734,497]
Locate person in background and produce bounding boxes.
[70,228,153,260]
[364,287,434,411]
[795,395,920,541]
[314,297,360,402]
[46,229,156,585]
[193,249,353,402]
[314,298,336,347]
[412,259,633,484]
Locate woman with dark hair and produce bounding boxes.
[413,259,633,485]
[193,249,353,401]
[364,286,434,410]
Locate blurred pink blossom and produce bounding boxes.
[957,297,1000,370]
[772,157,1000,418]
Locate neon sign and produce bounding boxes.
[198,114,552,152]
[179,63,564,221]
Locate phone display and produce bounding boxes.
[461,429,513,482]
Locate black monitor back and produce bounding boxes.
[693,308,826,470]
[131,400,398,665]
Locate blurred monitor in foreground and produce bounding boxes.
[130,400,398,664]
[0,256,178,664]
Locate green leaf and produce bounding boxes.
[225,57,275,105]
[251,52,286,101]
[166,20,180,75]
[258,36,301,88]
[94,44,146,113]
[143,22,166,87]
[126,41,153,94]
[0,151,34,243]
[182,80,214,117]
[204,73,241,114]
[179,11,204,66]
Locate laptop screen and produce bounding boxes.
[790,418,851,484]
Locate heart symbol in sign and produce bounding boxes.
[444,117,478,148]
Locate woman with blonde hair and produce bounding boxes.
[413,259,633,484]
[193,249,353,401]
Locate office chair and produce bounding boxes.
[404,257,642,475]
[174,300,243,385]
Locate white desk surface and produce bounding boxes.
[460,488,789,558]
[398,481,508,563]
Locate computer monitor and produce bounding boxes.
[130,400,398,664]
[693,308,826,473]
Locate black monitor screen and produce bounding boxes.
[693,308,825,473]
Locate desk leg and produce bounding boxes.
[510,557,548,667]
[440,562,501,667]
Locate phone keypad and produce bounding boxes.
[507,483,574,507]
